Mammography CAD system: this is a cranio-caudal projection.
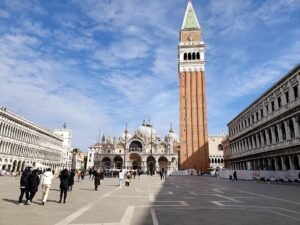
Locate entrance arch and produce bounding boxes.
[158,157,168,171]
[147,156,156,174]
[102,157,112,169]
[114,156,123,169]
[129,153,141,170]
[12,160,17,172]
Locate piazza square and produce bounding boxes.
[0,0,300,225]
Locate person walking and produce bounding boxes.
[119,170,124,187]
[18,167,31,205]
[59,169,69,203]
[160,169,165,181]
[68,169,75,191]
[81,170,85,182]
[27,169,40,205]
[40,168,53,205]
[233,170,238,181]
[93,170,101,191]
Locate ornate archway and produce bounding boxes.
[147,156,156,174]
[158,157,168,171]
[102,157,112,169]
[114,156,123,169]
[129,153,141,170]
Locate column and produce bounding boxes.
[280,156,286,171]
[274,157,279,171]
[255,134,260,148]
[260,131,265,146]
[265,129,270,145]
[277,124,283,142]
[284,121,291,139]
[288,155,294,170]
[292,117,300,137]
[271,127,276,144]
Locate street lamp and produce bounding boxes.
[124,123,128,170]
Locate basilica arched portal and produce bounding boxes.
[129,153,141,170]
[114,156,123,169]
[158,157,168,171]
[147,156,156,174]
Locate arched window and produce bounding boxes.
[217,158,221,163]
[192,52,196,60]
[184,53,187,60]
[188,53,192,60]
[196,52,200,59]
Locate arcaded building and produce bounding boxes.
[87,121,179,174]
[178,1,209,172]
[226,64,300,171]
[0,107,69,172]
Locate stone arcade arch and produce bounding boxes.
[158,156,168,171]
[102,157,112,169]
[129,153,141,170]
[114,156,123,169]
[147,156,156,174]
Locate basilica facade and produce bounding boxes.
[87,121,179,174]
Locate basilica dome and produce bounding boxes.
[137,120,157,139]
[166,126,179,142]
[121,132,132,141]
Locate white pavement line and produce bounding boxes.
[179,201,189,206]
[120,206,135,225]
[211,201,225,206]
[267,209,300,221]
[176,186,180,188]
[151,209,159,225]
[212,188,224,193]
[70,223,119,225]
[168,192,174,195]
[231,188,300,205]
[190,192,196,195]
[107,195,148,198]
[54,187,120,225]
[149,194,155,202]
[215,194,241,203]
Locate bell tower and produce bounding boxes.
[178,0,209,172]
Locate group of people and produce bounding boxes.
[18,167,76,205]
[118,169,142,187]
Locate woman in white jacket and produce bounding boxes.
[40,168,54,205]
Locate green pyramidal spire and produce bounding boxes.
[182,1,200,29]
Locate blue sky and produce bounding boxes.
[0,0,300,150]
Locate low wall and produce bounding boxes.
[219,169,300,180]
[170,169,198,176]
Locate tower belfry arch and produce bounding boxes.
[178,1,209,172]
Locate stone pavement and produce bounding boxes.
[0,174,300,225]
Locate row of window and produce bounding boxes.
[209,158,224,164]
[0,140,61,161]
[183,52,200,61]
[0,121,62,148]
[230,84,299,136]
[230,116,299,155]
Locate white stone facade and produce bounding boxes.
[0,107,67,172]
[88,121,179,174]
[208,135,225,170]
[226,65,300,171]
[53,127,72,169]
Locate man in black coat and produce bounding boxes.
[18,167,31,205]
[93,170,101,191]
[59,169,69,203]
[27,169,40,204]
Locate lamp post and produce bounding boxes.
[124,123,128,170]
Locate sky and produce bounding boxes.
[0,0,300,150]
